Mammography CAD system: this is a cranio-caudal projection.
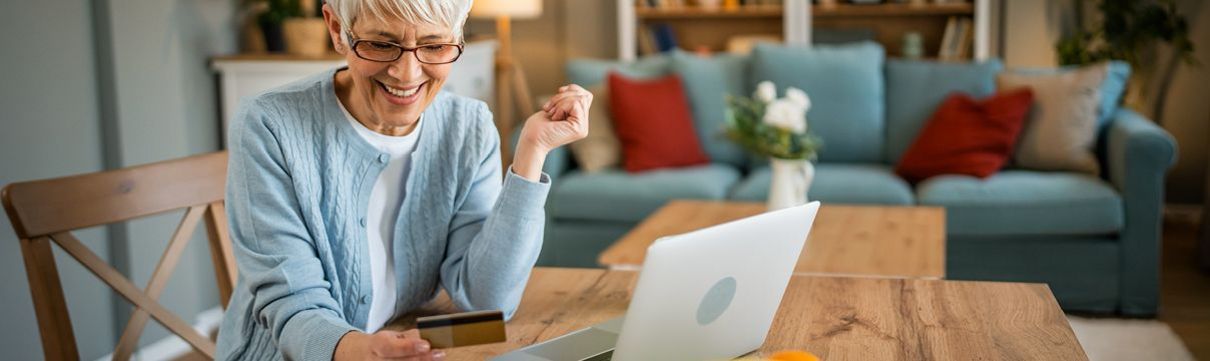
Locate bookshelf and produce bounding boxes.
[636,5,785,19]
[617,0,989,61]
[813,2,974,17]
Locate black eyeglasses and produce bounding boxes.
[344,30,464,64]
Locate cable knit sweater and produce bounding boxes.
[215,68,550,360]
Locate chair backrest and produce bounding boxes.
[2,151,235,361]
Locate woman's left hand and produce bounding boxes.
[524,84,592,153]
[512,84,592,180]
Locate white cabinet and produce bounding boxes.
[211,40,497,140]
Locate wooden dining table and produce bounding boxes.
[390,267,1088,360]
[599,201,948,279]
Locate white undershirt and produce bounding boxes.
[338,103,422,333]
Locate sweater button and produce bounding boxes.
[360,295,371,304]
[359,217,366,227]
[377,153,389,163]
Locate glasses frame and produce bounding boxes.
[344,30,464,64]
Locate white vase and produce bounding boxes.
[767,158,815,210]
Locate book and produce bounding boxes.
[652,24,680,52]
[956,17,973,59]
[938,16,957,60]
[638,25,658,55]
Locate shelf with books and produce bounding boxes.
[633,17,783,55]
[616,0,988,61]
[812,3,973,17]
[811,4,975,59]
[635,5,785,19]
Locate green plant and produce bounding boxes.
[723,94,821,161]
[255,0,303,25]
[1056,0,1196,67]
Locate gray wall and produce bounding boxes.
[1,2,116,359]
[103,0,236,348]
[1,0,235,359]
[1159,1,1210,205]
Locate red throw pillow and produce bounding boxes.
[607,72,710,172]
[895,88,1035,183]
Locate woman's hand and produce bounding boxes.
[513,84,593,181]
[335,329,445,361]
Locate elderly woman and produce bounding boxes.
[215,0,590,359]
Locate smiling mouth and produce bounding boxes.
[377,80,424,98]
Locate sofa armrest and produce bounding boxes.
[1104,109,1178,315]
[1106,109,1178,191]
[509,126,572,180]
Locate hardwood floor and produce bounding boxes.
[1159,218,1210,360]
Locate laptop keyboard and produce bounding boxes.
[585,350,614,361]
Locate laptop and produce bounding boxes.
[493,202,821,361]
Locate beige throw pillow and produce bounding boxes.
[998,63,1107,175]
[568,84,622,173]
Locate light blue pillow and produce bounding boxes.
[750,42,886,163]
[1010,61,1131,129]
[565,55,671,88]
[669,50,750,167]
[884,59,1004,163]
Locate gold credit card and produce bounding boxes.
[417,310,507,348]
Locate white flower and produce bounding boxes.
[754,81,777,103]
[763,98,807,134]
[785,87,811,113]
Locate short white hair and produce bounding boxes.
[327,0,473,43]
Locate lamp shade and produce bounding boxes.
[470,0,542,19]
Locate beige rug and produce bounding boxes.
[1068,316,1195,361]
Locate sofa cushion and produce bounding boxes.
[999,63,1107,176]
[567,55,671,88]
[550,164,742,223]
[669,50,750,167]
[568,83,622,173]
[1012,60,1131,129]
[730,163,914,205]
[894,88,1034,183]
[608,73,711,172]
[917,171,1123,236]
[885,59,1004,163]
[750,42,886,163]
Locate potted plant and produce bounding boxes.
[251,0,303,53]
[725,81,822,210]
[282,0,330,56]
[1055,0,1196,120]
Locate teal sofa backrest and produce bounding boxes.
[883,59,1131,164]
[667,50,751,167]
[749,42,887,163]
[566,52,752,168]
[883,59,1004,163]
[566,55,671,87]
[566,46,1108,171]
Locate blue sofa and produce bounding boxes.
[532,42,1177,316]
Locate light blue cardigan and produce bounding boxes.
[216,68,551,360]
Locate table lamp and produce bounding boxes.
[471,0,542,164]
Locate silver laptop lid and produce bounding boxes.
[611,202,820,360]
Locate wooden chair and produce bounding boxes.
[2,151,236,361]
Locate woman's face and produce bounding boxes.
[327,10,455,129]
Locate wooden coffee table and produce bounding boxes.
[399,268,1087,360]
[599,200,947,279]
